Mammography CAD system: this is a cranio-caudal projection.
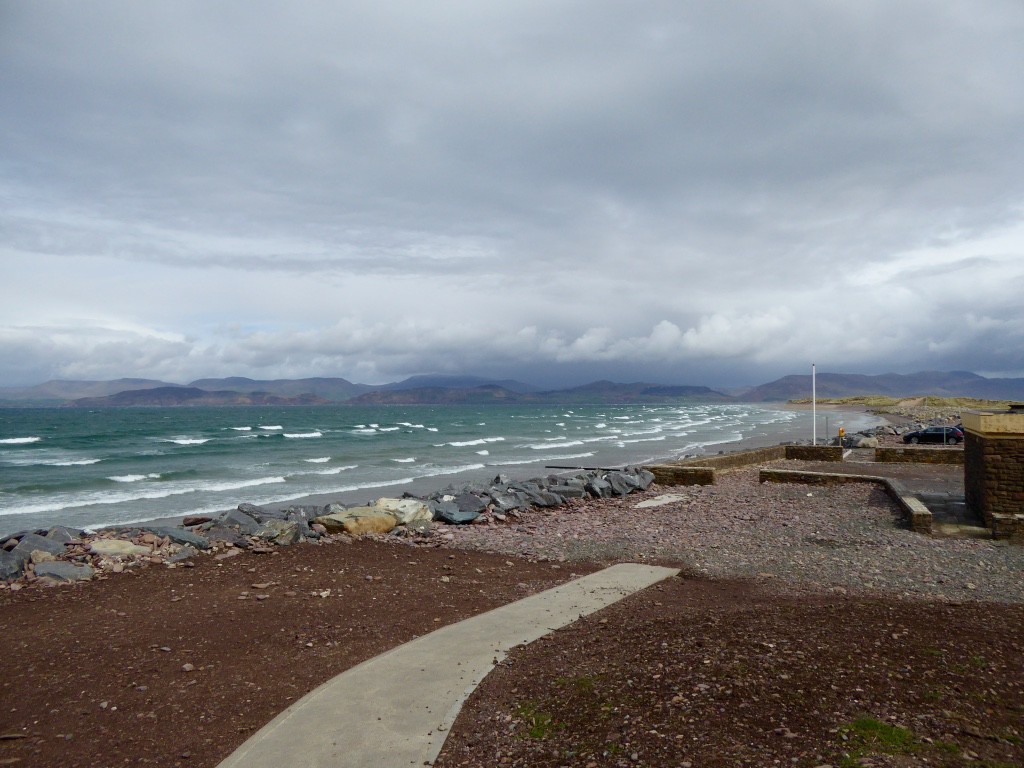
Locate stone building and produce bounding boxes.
[962,405,1024,540]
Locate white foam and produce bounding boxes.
[527,440,584,450]
[284,431,322,439]
[0,476,287,517]
[230,426,252,431]
[0,436,41,444]
[594,423,607,429]
[448,437,505,447]
[488,452,594,466]
[426,427,438,432]
[167,438,210,445]
[352,428,377,435]
[476,450,489,456]
[377,426,401,432]
[259,425,283,431]
[108,473,161,483]
[315,465,358,475]
[53,458,103,466]
[392,457,416,463]
[304,457,331,463]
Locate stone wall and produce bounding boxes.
[965,431,1024,526]
[678,445,786,470]
[875,447,964,465]
[784,445,843,462]
[645,465,715,486]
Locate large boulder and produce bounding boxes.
[454,493,487,515]
[855,436,880,448]
[373,498,433,525]
[255,519,302,545]
[431,500,479,524]
[342,513,397,536]
[222,509,261,535]
[90,540,150,557]
[12,533,66,564]
[0,550,24,581]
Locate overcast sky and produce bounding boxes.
[2,1,1023,389]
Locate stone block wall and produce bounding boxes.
[784,445,843,462]
[646,465,715,486]
[678,445,786,470]
[875,447,965,465]
[965,431,1024,526]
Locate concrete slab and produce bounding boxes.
[217,563,679,768]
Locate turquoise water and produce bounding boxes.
[0,403,872,536]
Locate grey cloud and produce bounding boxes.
[1,2,1023,386]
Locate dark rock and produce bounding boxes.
[167,546,198,563]
[34,561,94,582]
[237,502,263,518]
[46,526,82,544]
[455,493,487,515]
[12,533,66,563]
[488,492,525,513]
[181,515,213,527]
[624,467,656,490]
[432,500,479,524]
[202,527,247,546]
[547,484,586,499]
[585,478,613,498]
[138,526,210,550]
[606,471,641,497]
[221,509,261,535]
[0,550,24,581]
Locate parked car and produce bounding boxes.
[902,426,964,445]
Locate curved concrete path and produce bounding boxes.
[217,563,679,768]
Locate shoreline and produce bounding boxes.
[7,403,890,536]
[253,404,887,517]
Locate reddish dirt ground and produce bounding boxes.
[0,538,592,768]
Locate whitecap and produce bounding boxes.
[108,473,161,483]
[284,431,322,439]
[377,426,401,432]
[230,426,252,432]
[304,457,331,463]
[0,436,41,444]
[392,457,416,463]
[259,425,283,431]
[53,458,103,466]
[594,423,607,429]
[352,428,377,435]
[527,440,584,450]
[476,450,489,456]
[315,464,358,475]
[167,438,210,446]
[449,437,505,447]
[426,427,438,432]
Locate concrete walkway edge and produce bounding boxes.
[217,563,679,768]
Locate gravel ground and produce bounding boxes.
[442,465,1023,604]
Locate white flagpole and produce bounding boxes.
[812,363,817,445]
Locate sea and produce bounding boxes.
[0,403,882,537]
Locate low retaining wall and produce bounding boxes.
[758,468,932,535]
[645,465,715,486]
[992,513,1024,542]
[645,445,789,487]
[875,447,965,465]
[678,445,786,470]
[784,445,844,462]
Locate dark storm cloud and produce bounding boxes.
[1,1,1023,386]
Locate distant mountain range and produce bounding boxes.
[0,370,1022,407]
[742,370,1024,402]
